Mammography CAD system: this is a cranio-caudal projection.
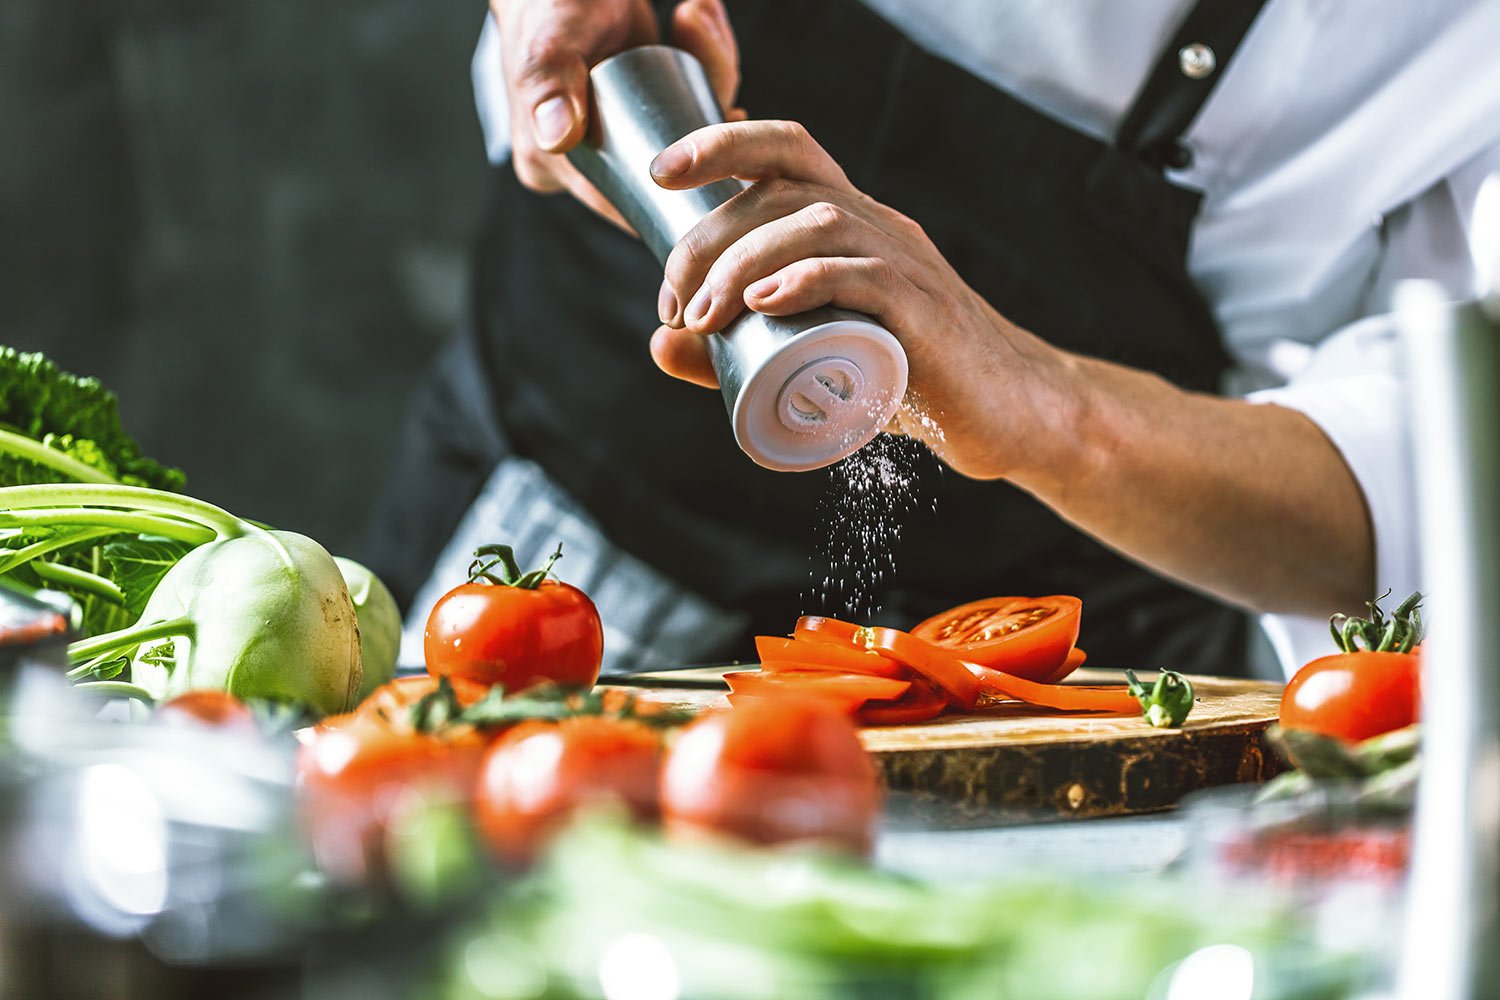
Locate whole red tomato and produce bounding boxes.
[425,544,603,692]
[1280,650,1420,743]
[660,697,881,855]
[298,708,487,883]
[473,716,662,865]
[154,690,259,734]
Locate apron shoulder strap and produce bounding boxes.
[1115,0,1273,170]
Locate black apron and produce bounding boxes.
[368,0,1270,675]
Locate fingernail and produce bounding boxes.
[685,284,712,325]
[651,142,693,180]
[532,96,573,149]
[657,279,679,324]
[746,276,780,299]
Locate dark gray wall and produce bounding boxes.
[0,1,492,555]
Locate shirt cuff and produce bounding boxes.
[472,13,513,165]
[1244,318,1417,678]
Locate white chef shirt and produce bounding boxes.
[471,2,1500,676]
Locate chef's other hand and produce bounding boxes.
[491,0,742,226]
[647,120,1074,482]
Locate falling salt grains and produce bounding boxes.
[807,415,936,619]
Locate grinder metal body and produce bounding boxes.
[566,46,909,472]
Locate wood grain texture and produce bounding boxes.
[607,667,1287,824]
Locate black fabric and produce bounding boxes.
[360,334,509,610]
[385,0,1270,674]
[1115,0,1273,168]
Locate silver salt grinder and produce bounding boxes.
[567,46,909,472]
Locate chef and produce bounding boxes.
[364,0,1500,677]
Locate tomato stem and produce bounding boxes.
[467,542,564,589]
[1329,591,1423,654]
[1125,669,1195,728]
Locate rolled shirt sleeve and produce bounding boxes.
[1244,142,1500,677]
[1247,315,1416,675]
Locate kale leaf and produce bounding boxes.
[0,347,184,490]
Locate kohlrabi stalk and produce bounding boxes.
[0,428,119,485]
[0,483,251,541]
[30,560,125,605]
[0,483,361,715]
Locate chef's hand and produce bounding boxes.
[647,119,1075,482]
[491,0,743,226]
[648,119,1377,619]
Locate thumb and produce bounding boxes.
[508,29,593,153]
[672,0,740,114]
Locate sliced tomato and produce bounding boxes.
[755,635,908,678]
[724,669,910,713]
[857,680,948,726]
[911,596,1082,682]
[794,616,984,710]
[966,662,1140,714]
[794,615,866,648]
[1041,646,1088,685]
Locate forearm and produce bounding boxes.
[1010,348,1375,617]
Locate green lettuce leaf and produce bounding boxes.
[0,347,184,490]
[102,536,197,618]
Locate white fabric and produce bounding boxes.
[472,2,1500,676]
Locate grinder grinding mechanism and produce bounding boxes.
[567,46,909,472]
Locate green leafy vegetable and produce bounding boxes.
[103,536,198,618]
[0,349,187,636]
[0,347,183,491]
[434,818,1363,1000]
[2,483,362,717]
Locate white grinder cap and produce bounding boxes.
[733,318,909,472]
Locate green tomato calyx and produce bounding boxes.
[1329,590,1423,654]
[466,542,563,590]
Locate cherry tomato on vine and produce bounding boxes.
[1280,652,1420,743]
[425,543,602,693]
[1281,592,1424,743]
[298,707,486,884]
[660,697,880,854]
[473,716,662,865]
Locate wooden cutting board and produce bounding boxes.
[602,667,1286,824]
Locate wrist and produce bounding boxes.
[977,319,1102,492]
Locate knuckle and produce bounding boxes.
[799,257,836,285]
[667,231,710,285]
[718,242,758,284]
[870,258,902,288]
[516,34,566,85]
[805,201,844,230]
[747,175,795,209]
[773,119,811,148]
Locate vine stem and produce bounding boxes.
[0,428,118,484]
[68,616,193,664]
[73,681,155,704]
[0,484,245,540]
